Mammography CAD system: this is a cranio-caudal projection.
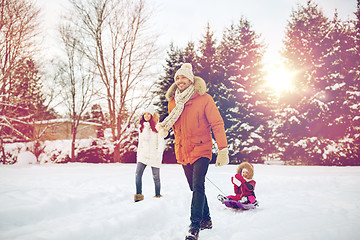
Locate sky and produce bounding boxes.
[150,0,357,62]
[37,0,357,65]
[35,0,356,112]
[36,0,357,105]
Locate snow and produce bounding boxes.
[240,123,254,131]
[326,82,345,90]
[1,163,360,240]
[289,115,301,124]
[16,151,37,165]
[323,143,339,159]
[311,98,328,111]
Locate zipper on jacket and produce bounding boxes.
[197,112,200,128]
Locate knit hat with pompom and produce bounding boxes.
[143,105,155,115]
[174,63,194,83]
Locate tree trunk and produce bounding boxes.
[71,125,77,162]
[113,143,120,163]
[0,135,6,164]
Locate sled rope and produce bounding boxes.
[205,176,227,196]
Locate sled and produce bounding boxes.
[217,194,258,210]
[222,199,258,210]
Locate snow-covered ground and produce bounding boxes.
[1,163,359,240]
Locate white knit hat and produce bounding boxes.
[174,63,194,83]
[143,105,155,115]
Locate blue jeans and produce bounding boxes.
[183,157,211,230]
[135,162,161,196]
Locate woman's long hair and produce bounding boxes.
[139,113,158,133]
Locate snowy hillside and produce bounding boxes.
[0,164,359,240]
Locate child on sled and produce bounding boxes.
[218,162,257,205]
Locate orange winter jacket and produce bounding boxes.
[166,76,228,165]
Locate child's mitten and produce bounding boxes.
[231,173,245,186]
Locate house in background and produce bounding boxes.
[33,119,103,141]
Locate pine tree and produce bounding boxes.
[0,0,44,145]
[195,24,231,161]
[87,104,105,138]
[197,23,218,95]
[343,0,360,165]
[1,58,52,140]
[320,12,355,139]
[151,43,186,163]
[281,1,332,164]
[283,0,332,93]
[183,41,198,70]
[196,23,229,108]
[217,17,267,163]
[152,43,185,120]
[281,0,360,165]
[356,0,360,32]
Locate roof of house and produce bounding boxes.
[33,119,102,126]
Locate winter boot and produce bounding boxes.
[200,219,212,230]
[239,196,249,204]
[185,227,199,240]
[134,194,144,202]
[217,194,229,202]
[154,195,162,198]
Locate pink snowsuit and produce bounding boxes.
[227,173,256,203]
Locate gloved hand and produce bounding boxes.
[215,148,229,167]
[156,123,168,138]
[231,174,244,187]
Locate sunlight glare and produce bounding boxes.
[265,64,294,94]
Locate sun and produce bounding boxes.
[264,64,295,94]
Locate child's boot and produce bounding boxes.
[217,194,229,202]
[134,194,144,202]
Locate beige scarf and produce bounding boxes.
[156,84,195,137]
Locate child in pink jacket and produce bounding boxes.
[226,162,256,204]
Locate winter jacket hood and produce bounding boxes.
[165,76,207,101]
[237,162,254,180]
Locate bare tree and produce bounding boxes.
[56,24,97,162]
[65,0,159,162]
[0,0,41,163]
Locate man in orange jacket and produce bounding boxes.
[156,63,229,240]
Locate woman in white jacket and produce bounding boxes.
[134,106,165,202]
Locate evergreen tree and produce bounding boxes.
[283,1,332,93]
[320,12,355,140]
[87,104,105,138]
[356,0,360,32]
[217,17,267,163]
[152,43,185,120]
[151,43,187,163]
[281,1,329,164]
[196,23,235,161]
[197,23,218,91]
[183,41,198,70]
[1,58,53,140]
[281,0,360,165]
[344,0,360,165]
[88,104,105,123]
[197,23,224,105]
